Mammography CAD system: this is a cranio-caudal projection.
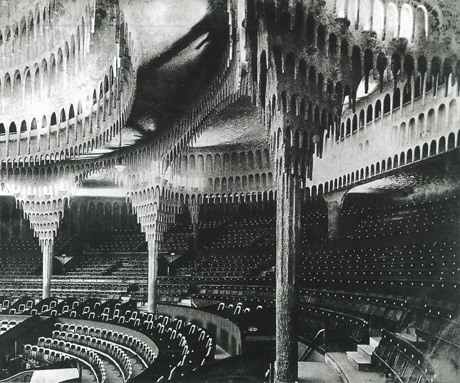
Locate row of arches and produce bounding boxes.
[0,13,135,164]
[204,172,274,193]
[69,200,139,234]
[21,198,68,212]
[271,44,454,115]
[334,1,429,42]
[0,105,127,164]
[392,100,457,147]
[336,90,457,146]
[311,130,460,196]
[178,149,271,175]
[0,62,117,135]
[256,1,431,44]
[0,25,86,108]
[0,1,91,71]
[0,63,134,163]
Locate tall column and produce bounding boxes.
[275,172,301,383]
[322,190,348,239]
[188,199,200,251]
[147,237,159,314]
[42,239,54,299]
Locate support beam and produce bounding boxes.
[322,190,348,239]
[147,238,159,314]
[42,240,54,299]
[188,199,200,251]
[275,172,301,383]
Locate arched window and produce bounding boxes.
[383,94,391,114]
[9,122,17,134]
[375,100,382,119]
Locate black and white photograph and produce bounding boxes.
[0,0,459,382]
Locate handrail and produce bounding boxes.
[299,328,325,361]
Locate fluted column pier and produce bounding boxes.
[147,236,159,314]
[275,171,301,383]
[42,239,54,299]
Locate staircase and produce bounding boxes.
[345,336,381,372]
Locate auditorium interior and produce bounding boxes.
[0,0,459,382]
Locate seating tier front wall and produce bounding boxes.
[307,82,460,190]
[158,304,242,357]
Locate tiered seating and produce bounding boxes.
[11,296,215,383]
[0,318,24,335]
[83,231,148,253]
[0,239,40,254]
[161,232,190,252]
[349,195,460,240]
[206,226,274,249]
[23,297,59,316]
[24,342,107,383]
[416,306,460,347]
[298,241,459,291]
[6,297,35,314]
[110,255,148,279]
[299,288,410,332]
[50,331,133,381]
[0,255,41,276]
[299,304,368,346]
[157,283,190,303]
[301,207,328,244]
[175,249,274,279]
[65,255,120,276]
[0,296,11,311]
[373,329,437,383]
[203,213,275,249]
[194,284,275,304]
[54,322,156,366]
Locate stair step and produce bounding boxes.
[346,351,374,371]
[357,344,374,360]
[369,336,381,348]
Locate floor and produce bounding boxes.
[325,352,390,383]
[298,361,343,383]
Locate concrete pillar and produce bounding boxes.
[322,190,348,239]
[42,239,54,299]
[147,238,159,314]
[275,172,301,383]
[188,200,200,251]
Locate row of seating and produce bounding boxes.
[347,195,460,240]
[373,329,436,383]
[416,307,460,349]
[54,322,156,366]
[0,255,41,276]
[49,332,133,381]
[11,296,215,383]
[25,340,107,383]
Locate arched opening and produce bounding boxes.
[9,122,17,135]
[439,136,446,153]
[448,133,455,150]
[383,94,391,114]
[375,100,382,119]
[422,143,429,159]
[400,4,414,41]
[329,33,337,56]
[306,14,315,45]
